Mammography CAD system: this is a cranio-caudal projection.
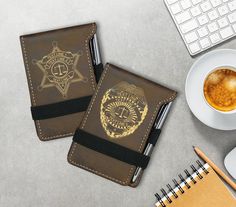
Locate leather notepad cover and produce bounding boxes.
[68,63,177,187]
[20,23,98,141]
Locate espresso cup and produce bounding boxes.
[203,66,236,114]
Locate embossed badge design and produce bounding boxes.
[33,41,87,98]
[100,82,148,138]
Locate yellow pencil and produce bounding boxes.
[193,146,236,191]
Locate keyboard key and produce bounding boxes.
[218,17,229,28]
[228,12,236,23]
[171,3,181,14]
[180,19,198,33]
[192,0,202,5]
[220,26,234,38]
[228,0,236,11]
[200,38,211,48]
[210,33,221,43]
[180,0,192,9]
[166,0,178,4]
[185,31,198,43]
[233,24,236,31]
[208,10,219,20]
[210,0,222,7]
[190,6,201,16]
[175,11,191,24]
[166,0,236,56]
[208,22,219,32]
[189,42,201,53]
[218,5,229,16]
[200,2,212,12]
[197,27,208,37]
[198,15,209,25]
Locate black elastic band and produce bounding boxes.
[31,95,92,120]
[147,128,161,146]
[94,63,103,83]
[73,129,150,169]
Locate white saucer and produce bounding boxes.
[185,49,236,130]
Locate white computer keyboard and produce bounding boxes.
[164,0,236,56]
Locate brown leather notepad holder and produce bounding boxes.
[68,63,177,187]
[20,23,102,141]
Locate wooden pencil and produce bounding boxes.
[193,146,236,191]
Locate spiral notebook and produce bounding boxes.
[155,161,236,207]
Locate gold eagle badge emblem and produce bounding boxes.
[33,41,87,98]
[100,82,148,138]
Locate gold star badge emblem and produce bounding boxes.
[33,41,87,98]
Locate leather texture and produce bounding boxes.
[20,23,97,141]
[68,63,177,187]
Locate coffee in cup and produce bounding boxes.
[203,66,236,112]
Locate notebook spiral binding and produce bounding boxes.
[155,160,209,207]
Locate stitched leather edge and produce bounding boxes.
[68,63,177,185]
[21,23,97,140]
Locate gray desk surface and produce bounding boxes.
[0,0,235,206]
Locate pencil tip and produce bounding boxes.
[192,145,196,149]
